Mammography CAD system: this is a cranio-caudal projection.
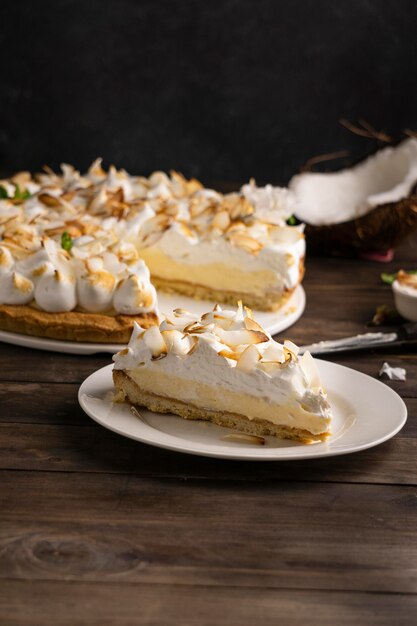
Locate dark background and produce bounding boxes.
[1,0,416,185]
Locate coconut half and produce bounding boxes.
[289,138,417,254]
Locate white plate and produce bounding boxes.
[0,286,305,355]
[78,360,407,460]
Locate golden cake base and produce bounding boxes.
[0,305,158,343]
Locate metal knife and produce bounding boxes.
[299,322,417,356]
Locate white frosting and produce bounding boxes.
[113,304,331,428]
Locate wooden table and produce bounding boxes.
[1,235,416,626]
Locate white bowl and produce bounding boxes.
[392,279,417,321]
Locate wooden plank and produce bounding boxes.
[0,346,110,383]
[1,581,416,626]
[1,514,416,592]
[0,383,88,425]
[0,422,416,485]
[1,471,416,594]
[0,382,87,425]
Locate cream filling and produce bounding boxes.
[125,367,330,435]
[139,247,282,296]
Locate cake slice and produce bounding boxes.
[113,304,332,443]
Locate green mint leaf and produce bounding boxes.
[286,215,297,226]
[380,272,396,285]
[13,183,31,200]
[0,185,9,199]
[61,231,73,252]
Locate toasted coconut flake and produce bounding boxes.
[284,339,300,356]
[236,344,261,372]
[140,214,173,237]
[218,349,240,361]
[38,193,61,208]
[243,305,253,319]
[173,308,193,317]
[212,210,231,232]
[222,433,265,445]
[187,336,199,355]
[183,321,203,333]
[184,322,213,334]
[228,232,263,254]
[222,193,254,219]
[216,327,269,347]
[262,342,285,363]
[244,317,265,332]
[299,351,321,387]
[143,326,168,358]
[226,220,246,234]
[161,329,187,354]
[178,222,196,238]
[159,318,175,331]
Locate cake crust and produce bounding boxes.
[0,304,158,343]
[113,369,328,443]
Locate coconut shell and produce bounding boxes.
[304,192,417,256]
[291,138,417,257]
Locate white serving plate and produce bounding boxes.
[79,360,407,461]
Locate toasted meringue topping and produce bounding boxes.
[77,270,116,313]
[0,245,14,273]
[35,269,77,312]
[113,273,157,315]
[0,271,35,305]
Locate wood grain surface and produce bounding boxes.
[0,232,416,625]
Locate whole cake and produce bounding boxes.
[0,162,304,342]
[113,304,332,443]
